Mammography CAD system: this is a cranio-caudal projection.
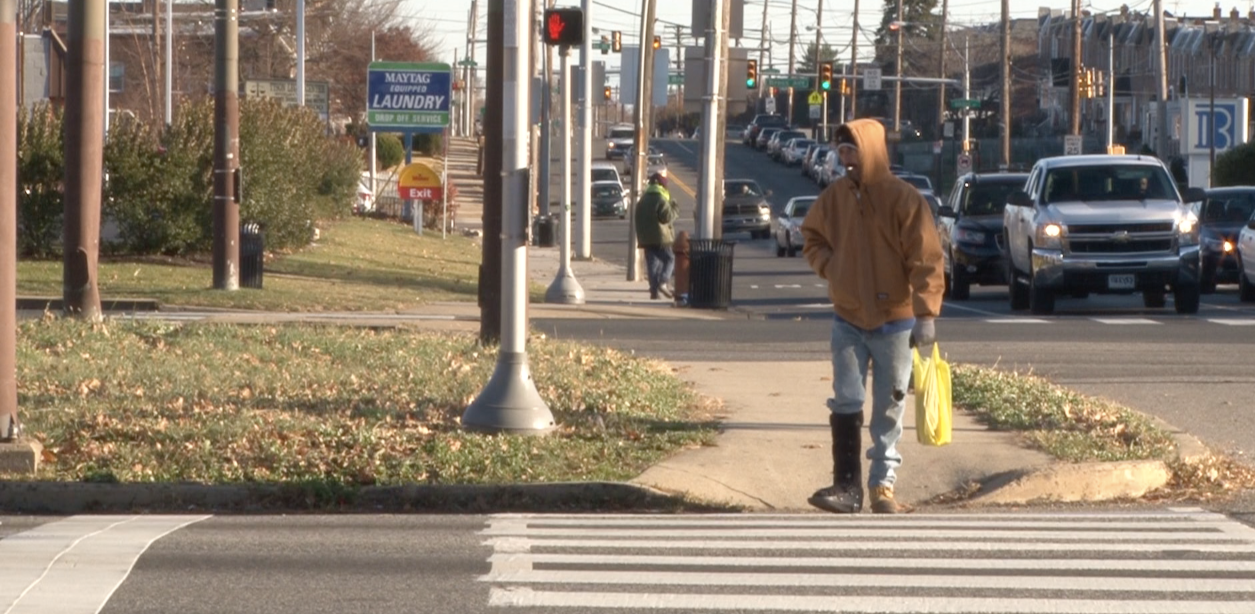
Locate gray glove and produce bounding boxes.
[911,317,936,354]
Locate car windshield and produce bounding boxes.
[790,199,816,217]
[757,115,788,127]
[648,154,665,165]
[962,181,1024,216]
[793,140,815,150]
[1043,165,1176,204]
[608,129,634,139]
[777,131,806,142]
[1201,193,1255,223]
[592,185,622,198]
[900,175,932,191]
[724,181,762,197]
[591,169,618,182]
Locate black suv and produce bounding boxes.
[742,114,789,146]
[1198,187,1255,293]
[936,172,1028,299]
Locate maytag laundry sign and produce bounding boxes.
[367,62,452,130]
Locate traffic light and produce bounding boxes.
[652,35,661,50]
[600,35,609,55]
[768,86,777,98]
[541,8,584,46]
[611,30,622,52]
[839,78,850,95]
[604,86,612,101]
[819,62,833,91]
[746,59,757,88]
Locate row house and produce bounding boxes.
[1037,4,1255,155]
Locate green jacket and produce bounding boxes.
[633,184,680,248]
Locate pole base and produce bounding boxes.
[544,272,586,304]
[0,438,43,474]
[462,352,556,435]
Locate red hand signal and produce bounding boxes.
[547,12,566,42]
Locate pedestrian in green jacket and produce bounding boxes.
[634,173,680,299]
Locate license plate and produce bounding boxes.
[1108,274,1136,290]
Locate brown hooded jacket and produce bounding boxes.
[799,119,944,330]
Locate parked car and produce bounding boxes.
[806,145,831,181]
[590,161,623,186]
[623,147,662,177]
[782,139,816,166]
[755,128,782,151]
[818,149,843,187]
[722,179,773,239]
[742,113,789,146]
[935,172,1029,299]
[768,130,807,161]
[590,180,628,219]
[1197,187,1255,293]
[604,124,635,160]
[1238,209,1255,302]
[1002,155,1206,315]
[774,196,816,257]
[895,172,934,195]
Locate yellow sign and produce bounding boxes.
[807,92,824,105]
[397,162,443,200]
[1106,145,1126,155]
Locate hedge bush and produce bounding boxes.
[376,133,404,169]
[1213,141,1255,188]
[17,104,65,258]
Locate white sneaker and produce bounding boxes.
[659,284,673,298]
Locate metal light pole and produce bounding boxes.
[576,0,593,259]
[1,0,19,441]
[212,0,240,291]
[626,0,658,280]
[546,45,585,304]
[369,32,377,216]
[165,0,173,125]
[296,0,305,106]
[1106,27,1114,152]
[893,0,903,134]
[814,0,823,139]
[936,0,948,144]
[697,0,724,240]
[787,0,798,124]
[463,0,555,435]
[64,0,105,319]
[962,34,970,148]
[849,0,858,120]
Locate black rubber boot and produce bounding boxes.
[807,412,864,513]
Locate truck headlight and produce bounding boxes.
[1035,223,1064,249]
[1178,215,1200,246]
[759,204,771,217]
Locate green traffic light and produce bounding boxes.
[747,79,756,87]
[821,82,831,91]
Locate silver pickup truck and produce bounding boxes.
[1002,155,1207,315]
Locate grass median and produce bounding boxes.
[12,318,720,499]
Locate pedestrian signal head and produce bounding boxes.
[541,8,584,46]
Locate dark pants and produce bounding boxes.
[644,246,675,295]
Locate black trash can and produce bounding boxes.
[534,214,557,247]
[688,239,735,309]
[240,223,264,289]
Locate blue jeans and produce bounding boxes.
[828,317,913,489]
[644,246,675,294]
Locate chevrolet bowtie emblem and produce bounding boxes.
[1111,230,1132,243]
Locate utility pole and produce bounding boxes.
[963,34,970,148]
[757,0,767,99]
[626,0,658,280]
[369,32,377,217]
[849,0,858,121]
[1208,33,1216,184]
[165,0,173,125]
[936,0,948,144]
[1106,27,1114,151]
[893,0,902,134]
[814,0,823,139]
[1069,0,1081,136]
[1153,0,1168,160]
[545,42,585,304]
[470,0,481,136]
[64,0,104,319]
[538,6,552,217]
[697,0,724,240]
[713,0,730,239]
[479,0,503,344]
[296,0,304,105]
[2,0,19,442]
[575,0,593,259]
[1000,0,1011,168]
[462,0,555,435]
[787,0,797,124]
[212,0,240,291]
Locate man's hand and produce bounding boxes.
[910,317,936,355]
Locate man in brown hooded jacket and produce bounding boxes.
[800,119,944,514]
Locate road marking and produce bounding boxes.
[984,318,1051,323]
[481,509,1255,612]
[0,515,210,614]
[943,302,1011,318]
[1208,318,1255,326]
[773,284,802,289]
[1091,318,1162,325]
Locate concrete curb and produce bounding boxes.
[0,481,717,515]
[17,297,161,312]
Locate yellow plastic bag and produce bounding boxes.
[912,343,952,446]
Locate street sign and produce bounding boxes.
[957,152,972,174]
[950,98,980,109]
[933,140,942,155]
[809,104,820,119]
[943,121,955,138]
[242,79,330,121]
[367,62,452,130]
[457,59,478,67]
[397,161,443,201]
[668,73,684,85]
[765,97,776,114]
[863,67,882,91]
[766,76,810,88]
[1064,134,1083,156]
[807,91,823,105]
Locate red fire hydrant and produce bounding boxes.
[672,230,690,307]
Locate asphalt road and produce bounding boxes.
[543,137,1255,468]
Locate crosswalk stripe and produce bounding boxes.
[1091,318,1161,324]
[985,318,1050,323]
[480,509,1255,612]
[1208,318,1255,325]
[488,587,1255,613]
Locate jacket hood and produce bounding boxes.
[838,119,891,185]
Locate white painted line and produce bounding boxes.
[1092,318,1161,325]
[748,285,759,289]
[482,568,1252,593]
[490,509,1216,521]
[0,515,210,614]
[487,552,1255,572]
[485,516,1236,530]
[480,526,1238,541]
[942,302,1009,318]
[488,587,1255,613]
[773,284,802,289]
[984,318,1051,324]
[481,537,1255,553]
[1208,318,1255,326]
[796,303,834,309]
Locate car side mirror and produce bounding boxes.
[1183,187,1207,203]
[938,205,957,218]
[1007,191,1032,207]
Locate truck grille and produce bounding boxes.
[724,204,762,216]
[1067,221,1176,256]
[1070,239,1175,253]
[1068,222,1174,233]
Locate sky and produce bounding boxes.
[400,0,1248,82]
